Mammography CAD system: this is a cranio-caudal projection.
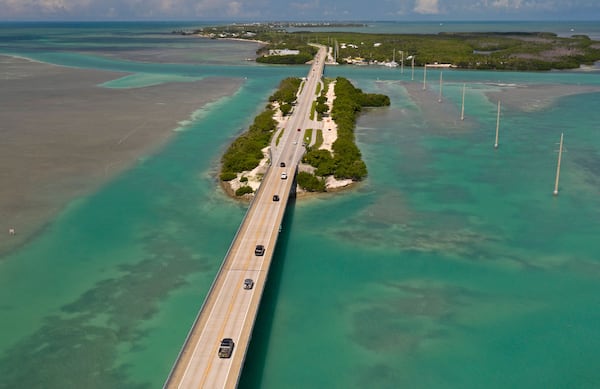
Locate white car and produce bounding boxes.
[281,172,287,180]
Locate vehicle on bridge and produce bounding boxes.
[280,162,286,167]
[273,194,280,202]
[281,172,287,179]
[243,279,254,290]
[218,338,234,358]
[255,245,265,256]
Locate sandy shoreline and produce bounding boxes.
[221,79,359,201]
[0,55,242,256]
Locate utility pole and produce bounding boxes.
[438,71,443,103]
[494,101,501,149]
[460,83,466,121]
[400,50,404,74]
[553,133,565,196]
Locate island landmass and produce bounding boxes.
[176,23,600,71]
[219,75,390,199]
[182,22,600,199]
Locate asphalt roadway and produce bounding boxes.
[164,45,327,389]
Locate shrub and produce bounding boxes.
[257,53,314,64]
[301,77,389,181]
[269,77,302,104]
[297,172,326,192]
[280,103,292,116]
[220,172,237,181]
[327,77,389,180]
[235,186,254,196]
[221,109,276,174]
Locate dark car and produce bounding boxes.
[243,279,254,290]
[218,338,234,358]
[273,194,280,202]
[280,162,286,167]
[255,245,265,256]
[297,128,301,132]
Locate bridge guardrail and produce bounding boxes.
[163,157,273,388]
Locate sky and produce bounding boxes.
[0,0,598,21]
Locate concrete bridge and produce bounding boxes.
[164,46,327,389]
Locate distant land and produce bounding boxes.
[174,23,600,71]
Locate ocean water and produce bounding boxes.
[1,22,600,388]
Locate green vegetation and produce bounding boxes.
[297,171,326,192]
[220,172,237,181]
[314,130,324,149]
[314,94,328,119]
[315,82,322,96]
[303,77,390,181]
[275,128,284,146]
[304,129,313,145]
[269,77,302,105]
[330,31,600,70]
[303,149,336,176]
[196,24,600,71]
[221,109,276,175]
[221,75,304,197]
[310,101,316,120]
[235,186,254,196]
[279,103,292,116]
[257,52,315,64]
[221,76,302,183]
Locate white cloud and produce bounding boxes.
[227,1,242,16]
[193,0,222,14]
[290,0,320,11]
[158,0,186,13]
[487,0,564,12]
[0,0,69,13]
[413,0,439,14]
[191,0,263,17]
[491,0,519,8]
[0,0,597,20]
[0,0,92,15]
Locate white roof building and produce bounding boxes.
[268,49,300,56]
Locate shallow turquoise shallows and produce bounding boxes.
[1,22,600,389]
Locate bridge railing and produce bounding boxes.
[163,157,273,388]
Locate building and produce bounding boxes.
[268,49,300,56]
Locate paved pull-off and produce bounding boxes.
[164,46,327,389]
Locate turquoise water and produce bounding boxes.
[1,23,600,388]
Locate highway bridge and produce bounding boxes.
[164,45,328,389]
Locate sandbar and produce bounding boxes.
[90,37,264,65]
[485,83,600,112]
[0,55,242,256]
